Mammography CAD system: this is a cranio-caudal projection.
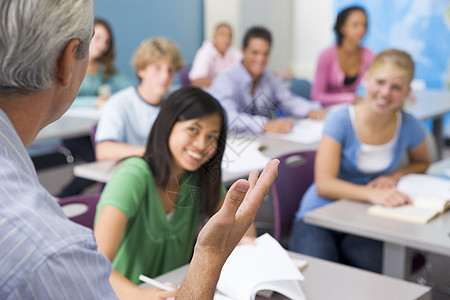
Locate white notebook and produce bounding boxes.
[215,234,306,300]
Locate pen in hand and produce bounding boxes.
[138,274,175,292]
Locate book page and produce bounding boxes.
[411,195,449,212]
[367,204,439,224]
[216,234,305,300]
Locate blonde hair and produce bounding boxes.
[368,49,415,83]
[131,37,184,81]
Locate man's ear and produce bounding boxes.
[55,39,81,87]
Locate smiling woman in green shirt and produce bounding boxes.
[94,87,256,299]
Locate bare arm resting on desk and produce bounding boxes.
[177,159,279,299]
[316,136,430,206]
[96,140,145,161]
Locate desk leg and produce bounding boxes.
[433,118,443,160]
[383,243,412,279]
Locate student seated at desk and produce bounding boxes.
[94,87,258,299]
[72,18,131,109]
[310,6,374,107]
[189,22,242,88]
[57,18,132,197]
[209,26,327,135]
[289,49,431,273]
[95,37,183,161]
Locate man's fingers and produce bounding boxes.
[246,170,259,192]
[238,159,280,215]
[216,160,279,224]
[253,159,279,195]
[219,179,250,218]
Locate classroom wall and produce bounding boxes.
[94,0,204,85]
[205,0,450,88]
[204,0,293,73]
[291,0,335,81]
[204,0,241,48]
[204,0,334,80]
[96,1,449,89]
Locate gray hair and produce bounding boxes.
[0,0,94,94]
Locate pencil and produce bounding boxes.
[138,274,175,291]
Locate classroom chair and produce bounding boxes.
[179,63,192,86]
[288,78,312,100]
[58,193,101,229]
[89,123,97,148]
[271,150,316,245]
[28,140,74,165]
[89,123,106,193]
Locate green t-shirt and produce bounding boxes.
[95,157,224,283]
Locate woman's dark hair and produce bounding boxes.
[242,26,272,49]
[143,86,227,219]
[333,6,367,45]
[94,18,117,81]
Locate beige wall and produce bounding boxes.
[204,0,335,79]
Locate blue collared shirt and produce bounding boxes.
[209,62,322,134]
[0,109,117,299]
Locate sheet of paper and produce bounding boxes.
[221,137,270,174]
[216,234,305,300]
[397,174,450,200]
[265,119,324,144]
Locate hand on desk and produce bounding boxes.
[367,175,412,207]
[367,175,398,189]
[177,159,279,299]
[307,109,327,120]
[368,187,412,207]
[264,118,293,134]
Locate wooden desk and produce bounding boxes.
[304,200,450,279]
[143,251,430,300]
[404,89,450,158]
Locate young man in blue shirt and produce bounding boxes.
[210,26,327,134]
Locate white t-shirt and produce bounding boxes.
[349,105,401,173]
[189,40,242,80]
[96,86,161,146]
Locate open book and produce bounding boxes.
[367,174,450,224]
[215,234,306,300]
